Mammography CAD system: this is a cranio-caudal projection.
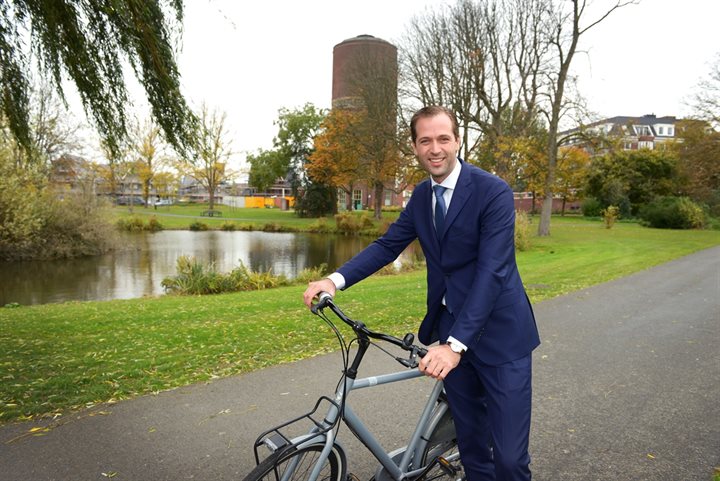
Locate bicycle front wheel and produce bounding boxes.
[242,443,346,481]
[420,407,463,480]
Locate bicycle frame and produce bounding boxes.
[251,295,458,481]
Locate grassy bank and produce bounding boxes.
[1,219,718,425]
[113,204,401,231]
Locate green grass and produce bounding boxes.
[114,204,401,231]
[0,218,718,424]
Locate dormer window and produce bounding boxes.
[633,125,652,136]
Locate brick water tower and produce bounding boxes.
[332,34,398,109]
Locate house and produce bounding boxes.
[564,114,679,152]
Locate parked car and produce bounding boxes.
[153,198,174,206]
[116,196,146,206]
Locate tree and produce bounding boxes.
[554,145,590,215]
[182,105,233,211]
[399,0,546,166]
[584,149,680,217]
[152,170,180,201]
[247,148,286,193]
[536,0,635,236]
[690,53,720,127]
[272,104,325,197]
[673,120,720,216]
[130,118,166,206]
[0,0,196,159]
[248,104,325,194]
[307,109,365,211]
[247,104,328,215]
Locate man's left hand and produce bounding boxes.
[419,344,461,380]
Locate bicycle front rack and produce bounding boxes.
[251,396,340,465]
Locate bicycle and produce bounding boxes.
[242,292,464,481]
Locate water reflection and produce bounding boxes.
[0,231,422,306]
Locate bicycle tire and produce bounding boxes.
[242,443,346,481]
[419,407,463,480]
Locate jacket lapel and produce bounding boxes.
[439,161,472,241]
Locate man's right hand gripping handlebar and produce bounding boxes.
[303,278,337,310]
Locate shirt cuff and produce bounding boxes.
[446,336,468,352]
[327,272,346,290]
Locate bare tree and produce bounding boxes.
[399,0,546,170]
[536,0,636,236]
[182,105,233,211]
[130,118,167,206]
[690,53,720,127]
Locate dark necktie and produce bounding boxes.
[433,185,447,238]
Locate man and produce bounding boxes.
[303,106,540,481]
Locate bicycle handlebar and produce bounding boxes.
[311,292,428,360]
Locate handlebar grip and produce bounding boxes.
[310,291,333,314]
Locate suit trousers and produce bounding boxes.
[438,308,533,481]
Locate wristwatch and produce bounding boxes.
[447,340,466,355]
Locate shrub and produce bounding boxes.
[601,205,620,229]
[294,263,328,284]
[262,222,284,232]
[514,210,532,251]
[335,212,374,235]
[581,197,603,217]
[38,193,117,258]
[220,221,237,231]
[308,217,333,233]
[189,221,209,231]
[146,217,164,232]
[116,216,146,232]
[117,216,163,232]
[162,256,291,295]
[639,196,706,229]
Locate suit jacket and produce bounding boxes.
[338,160,540,365]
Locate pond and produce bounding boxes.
[0,231,422,306]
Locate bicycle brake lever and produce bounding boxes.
[396,357,418,369]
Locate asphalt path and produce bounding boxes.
[1,247,718,481]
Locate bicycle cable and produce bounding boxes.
[315,308,352,442]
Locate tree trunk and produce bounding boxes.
[374,182,384,220]
[538,132,558,236]
[346,184,353,211]
[531,191,537,215]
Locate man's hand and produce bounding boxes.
[303,278,337,309]
[419,344,461,380]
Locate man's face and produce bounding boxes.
[412,113,460,183]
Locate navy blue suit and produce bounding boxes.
[338,160,540,480]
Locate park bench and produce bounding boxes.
[201,209,222,217]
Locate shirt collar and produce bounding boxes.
[431,158,462,190]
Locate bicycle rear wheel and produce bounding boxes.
[420,407,463,480]
[242,443,346,481]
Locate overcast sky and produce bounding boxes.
[74,0,720,168]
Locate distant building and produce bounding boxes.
[50,154,104,195]
[331,34,405,212]
[564,114,679,152]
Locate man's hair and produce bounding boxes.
[410,106,460,143]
